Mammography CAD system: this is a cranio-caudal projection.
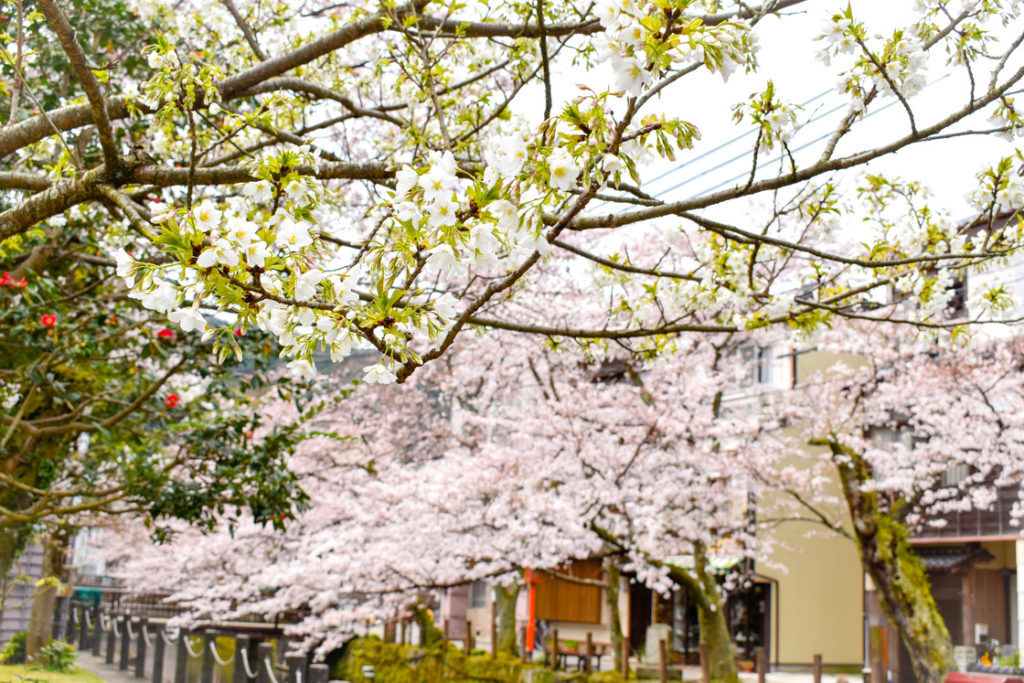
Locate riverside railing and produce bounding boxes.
[64,601,339,683]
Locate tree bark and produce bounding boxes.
[693,543,740,683]
[663,544,739,683]
[25,528,67,656]
[832,441,955,683]
[495,581,520,657]
[411,601,444,649]
[604,557,625,675]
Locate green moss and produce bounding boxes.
[338,638,629,683]
[864,511,955,680]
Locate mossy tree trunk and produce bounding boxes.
[25,527,68,656]
[593,524,738,683]
[495,582,520,657]
[412,601,445,649]
[604,557,625,674]
[666,542,739,683]
[829,440,955,683]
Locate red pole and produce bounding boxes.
[525,569,538,653]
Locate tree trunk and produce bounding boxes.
[411,602,444,649]
[693,544,740,683]
[25,529,67,657]
[859,515,954,683]
[696,599,738,683]
[495,582,520,657]
[604,557,625,675]
[832,443,955,683]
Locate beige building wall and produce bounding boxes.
[758,516,864,666]
[755,349,868,667]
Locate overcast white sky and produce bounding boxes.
[517,0,1020,223]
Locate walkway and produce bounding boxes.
[76,650,142,683]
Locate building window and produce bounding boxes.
[736,344,773,388]
[470,580,488,609]
[942,463,969,487]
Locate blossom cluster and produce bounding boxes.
[593,0,754,96]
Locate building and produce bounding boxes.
[0,540,44,645]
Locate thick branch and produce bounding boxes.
[0,167,104,240]
[127,160,392,186]
[0,171,50,191]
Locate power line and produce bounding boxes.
[643,86,835,189]
[690,74,952,200]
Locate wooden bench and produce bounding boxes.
[554,639,612,671]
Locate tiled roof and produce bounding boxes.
[916,544,994,572]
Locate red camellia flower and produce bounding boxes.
[165,394,179,408]
[0,272,27,288]
[157,328,175,339]
[41,314,57,327]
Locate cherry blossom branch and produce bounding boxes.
[550,238,699,280]
[218,0,268,61]
[854,36,917,136]
[678,210,1017,268]
[36,0,120,174]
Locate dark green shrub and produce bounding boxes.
[0,631,27,665]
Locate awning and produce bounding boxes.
[915,544,994,572]
[664,555,744,575]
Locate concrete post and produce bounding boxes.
[151,625,165,683]
[256,642,275,683]
[135,617,148,678]
[91,605,102,655]
[78,606,88,651]
[120,618,131,671]
[285,652,306,683]
[174,631,188,683]
[106,616,116,665]
[233,635,252,683]
[309,663,329,683]
[62,603,74,646]
[200,633,217,683]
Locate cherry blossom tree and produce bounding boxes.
[97,330,787,683]
[2,0,1024,391]
[771,323,1024,683]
